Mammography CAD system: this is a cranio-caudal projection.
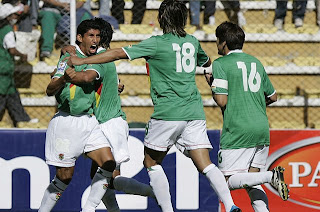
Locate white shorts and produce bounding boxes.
[144,119,212,153]
[99,116,130,165]
[218,145,269,176]
[45,111,110,167]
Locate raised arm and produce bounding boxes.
[64,68,98,84]
[68,48,128,66]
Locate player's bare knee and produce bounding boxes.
[56,167,74,184]
[101,160,116,172]
[143,157,158,168]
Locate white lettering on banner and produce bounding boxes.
[0,156,50,209]
[308,162,320,187]
[289,161,320,188]
[81,135,200,210]
[289,162,312,188]
[175,148,199,209]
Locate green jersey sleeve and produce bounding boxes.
[263,70,276,97]
[197,42,209,67]
[86,63,104,80]
[122,36,157,60]
[212,60,228,95]
[54,54,70,78]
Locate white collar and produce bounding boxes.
[227,49,243,55]
[75,44,86,56]
[97,47,106,53]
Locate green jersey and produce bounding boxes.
[212,50,275,149]
[53,46,102,115]
[0,24,15,95]
[123,33,209,121]
[93,48,126,123]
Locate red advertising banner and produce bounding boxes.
[227,130,320,212]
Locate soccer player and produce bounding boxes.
[38,19,116,212]
[205,21,289,211]
[67,1,241,212]
[62,17,155,212]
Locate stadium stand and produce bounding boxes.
[0,0,319,129]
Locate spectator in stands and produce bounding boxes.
[2,0,39,32]
[39,0,92,60]
[205,21,289,211]
[83,0,111,17]
[111,0,147,24]
[274,0,307,29]
[189,1,216,29]
[189,0,246,29]
[0,3,35,127]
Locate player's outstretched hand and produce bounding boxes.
[67,56,84,67]
[64,67,76,82]
[61,45,76,56]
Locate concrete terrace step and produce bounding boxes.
[122,0,317,10]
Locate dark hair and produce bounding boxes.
[94,17,113,49]
[216,21,245,50]
[76,19,101,45]
[158,0,187,37]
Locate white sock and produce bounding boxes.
[228,171,273,190]
[148,165,174,212]
[101,189,120,212]
[113,176,155,198]
[203,164,235,212]
[38,176,68,212]
[82,167,113,212]
[246,185,269,212]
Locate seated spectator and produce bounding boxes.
[39,0,92,60]
[111,0,147,24]
[274,0,307,29]
[189,1,216,29]
[189,0,246,29]
[0,3,37,127]
[2,0,39,32]
[2,0,40,62]
[83,0,111,17]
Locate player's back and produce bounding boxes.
[216,52,274,149]
[93,48,126,123]
[147,33,208,120]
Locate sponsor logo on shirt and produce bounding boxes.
[56,61,67,75]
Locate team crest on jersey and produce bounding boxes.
[58,153,64,160]
[56,61,67,75]
[103,183,109,190]
[56,192,61,200]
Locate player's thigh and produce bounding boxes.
[45,112,92,167]
[218,147,256,176]
[178,120,212,153]
[100,117,130,165]
[251,145,269,169]
[144,119,186,151]
[84,115,110,155]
